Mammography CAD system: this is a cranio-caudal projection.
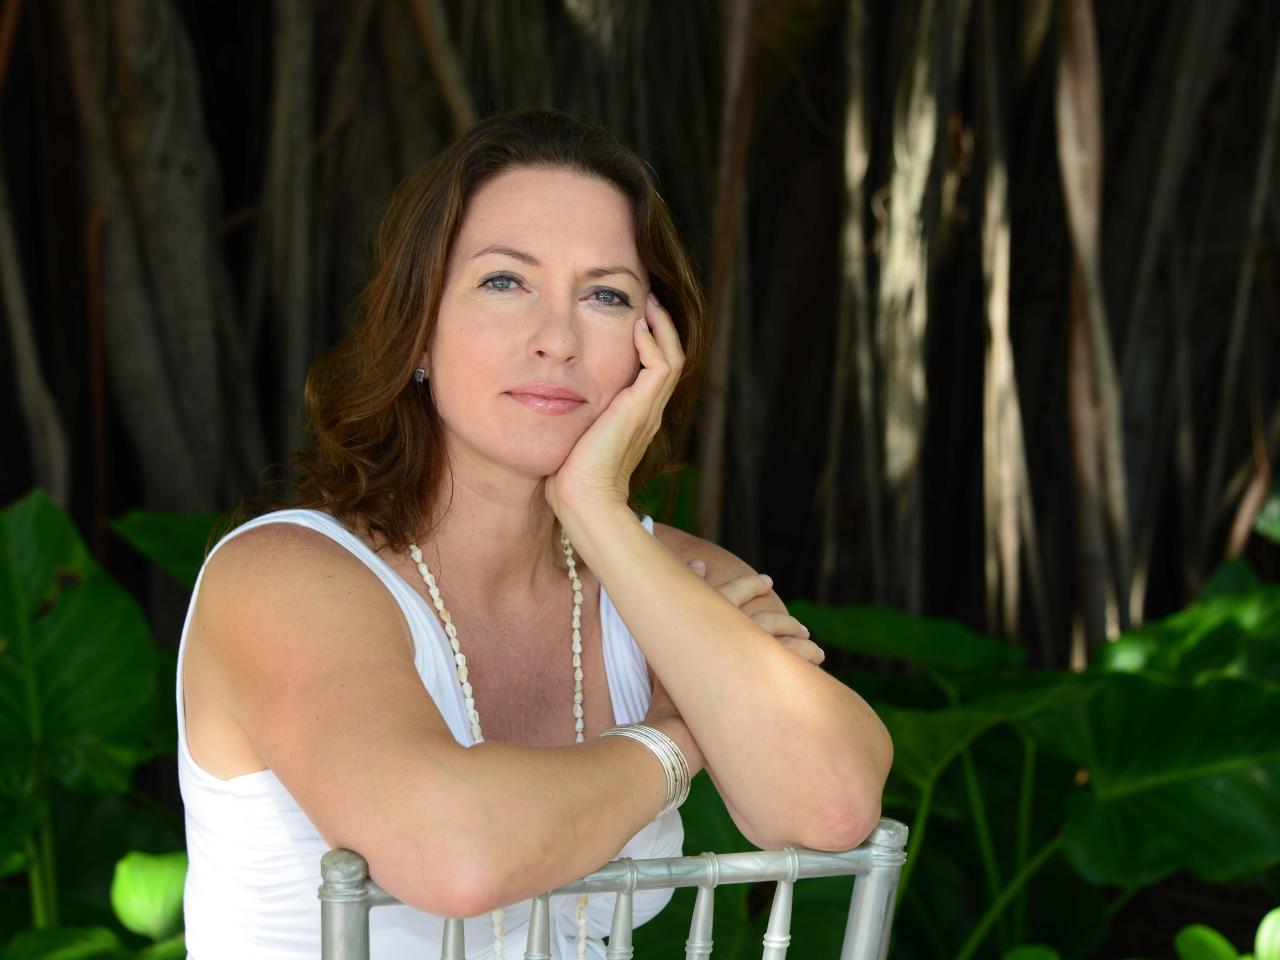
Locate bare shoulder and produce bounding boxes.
[651,520,756,577]
[197,520,414,658]
[190,519,459,862]
[650,520,786,615]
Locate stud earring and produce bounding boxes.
[413,367,427,383]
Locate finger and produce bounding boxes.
[776,635,826,665]
[638,295,683,411]
[644,293,686,372]
[632,314,673,397]
[716,572,774,608]
[750,611,811,639]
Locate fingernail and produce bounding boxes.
[759,574,773,587]
[688,559,706,574]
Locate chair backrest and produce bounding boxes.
[318,817,908,960]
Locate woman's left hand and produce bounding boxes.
[688,561,825,665]
[545,292,684,517]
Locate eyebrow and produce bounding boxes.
[468,244,643,284]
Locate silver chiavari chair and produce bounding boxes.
[318,817,908,960]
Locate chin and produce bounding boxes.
[486,437,577,480]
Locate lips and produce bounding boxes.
[506,382,585,401]
[505,383,586,416]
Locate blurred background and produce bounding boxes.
[3,1,1279,958]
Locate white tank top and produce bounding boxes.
[176,507,683,959]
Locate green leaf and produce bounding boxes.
[108,510,224,589]
[110,851,187,942]
[1201,559,1261,598]
[789,603,1023,673]
[1016,672,1280,885]
[0,795,42,878]
[0,926,126,960]
[1175,923,1241,960]
[1095,581,1280,683]
[53,790,184,934]
[0,490,158,798]
[1257,906,1280,960]
[1002,947,1062,960]
[136,938,187,960]
[1254,482,1280,545]
[879,675,1097,789]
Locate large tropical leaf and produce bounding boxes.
[1095,574,1280,683]
[878,675,1098,790]
[1016,672,1280,885]
[790,602,1023,673]
[0,491,158,813]
[108,510,225,590]
[0,926,126,960]
[110,851,187,943]
[1256,482,1280,545]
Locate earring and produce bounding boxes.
[413,367,427,383]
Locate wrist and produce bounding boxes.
[555,495,638,561]
[642,716,705,779]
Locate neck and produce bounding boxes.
[410,448,567,610]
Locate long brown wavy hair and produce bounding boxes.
[228,108,709,558]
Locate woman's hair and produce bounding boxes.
[227,108,709,556]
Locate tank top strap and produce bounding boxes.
[190,508,472,744]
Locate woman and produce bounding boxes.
[177,108,892,958]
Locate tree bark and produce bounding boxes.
[1055,0,1130,641]
[818,0,880,604]
[696,0,754,543]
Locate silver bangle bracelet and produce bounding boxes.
[599,723,691,817]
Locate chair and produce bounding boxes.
[317,817,908,959]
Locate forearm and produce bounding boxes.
[560,498,891,849]
[372,716,698,917]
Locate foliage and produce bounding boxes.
[0,491,185,954]
[638,550,1280,958]
[4,490,1278,958]
[109,853,186,943]
[108,513,225,591]
[1257,484,1280,546]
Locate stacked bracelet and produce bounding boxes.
[599,723,691,817]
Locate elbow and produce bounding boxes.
[797,727,894,852]
[753,789,882,852]
[800,792,884,852]
[363,830,506,920]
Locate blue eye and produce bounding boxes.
[590,288,632,307]
[479,273,521,292]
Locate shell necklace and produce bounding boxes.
[407,528,591,959]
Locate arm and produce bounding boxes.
[541,290,891,851]
[653,544,837,849]
[197,524,702,918]
[559,500,893,851]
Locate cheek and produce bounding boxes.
[595,336,643,402]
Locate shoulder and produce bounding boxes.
[198,520,413,657]
[205,519,367,583]
[650,520,786,616]
[650,520,744,572]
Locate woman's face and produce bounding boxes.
[424,165,650,483]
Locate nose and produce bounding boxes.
[527,291,581,363]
